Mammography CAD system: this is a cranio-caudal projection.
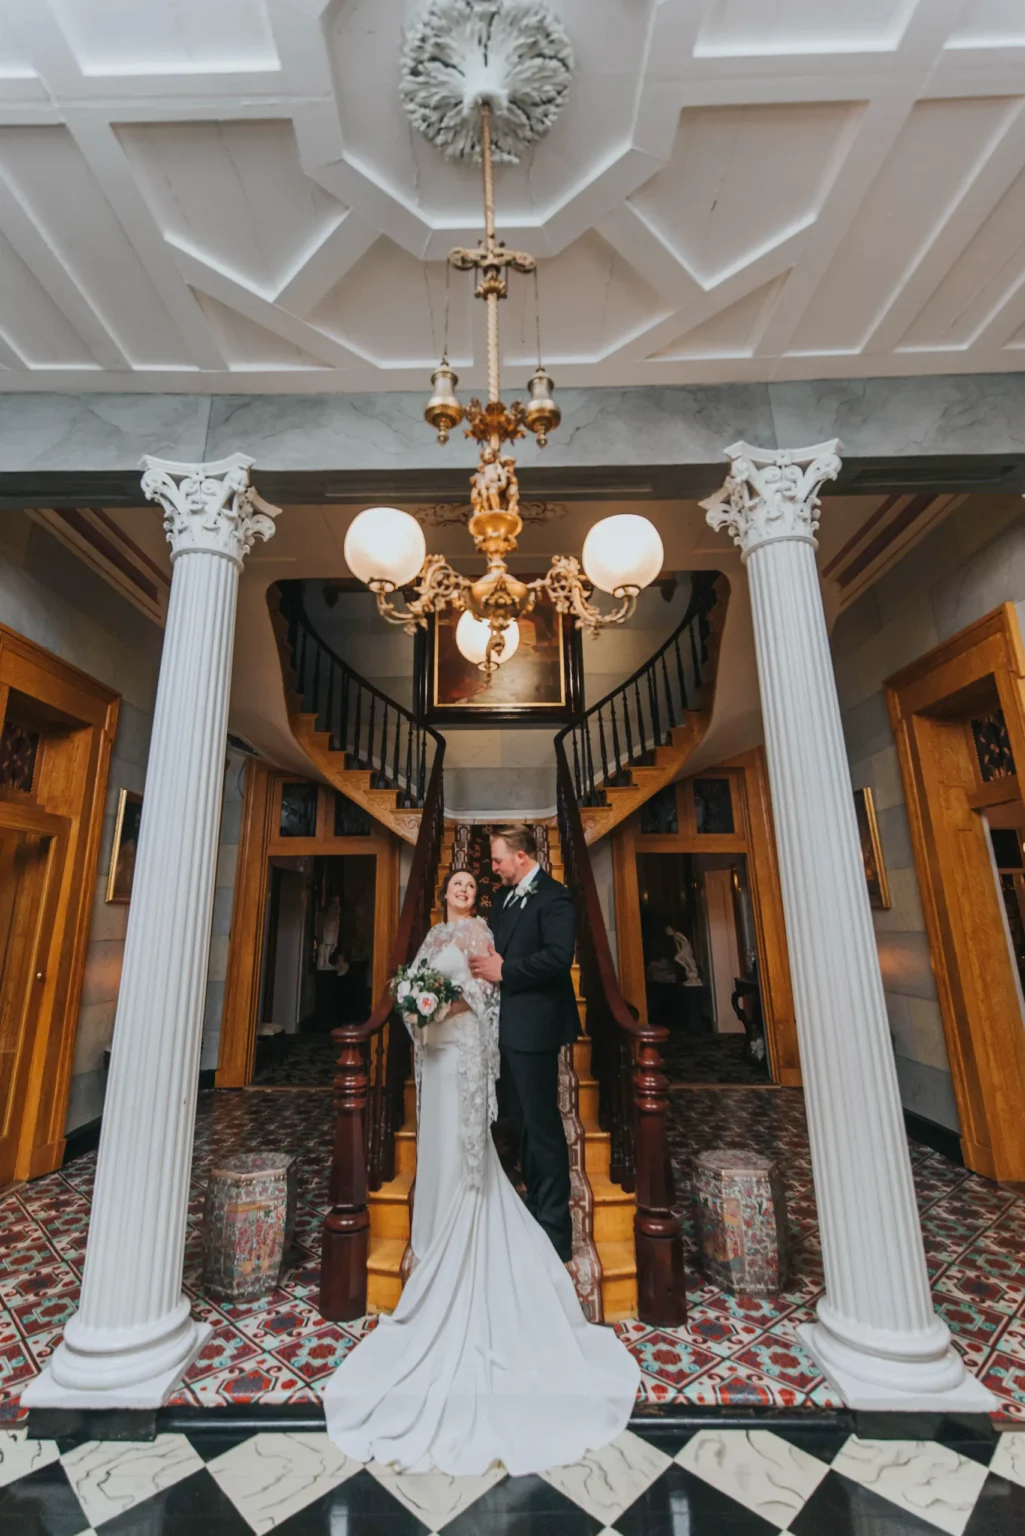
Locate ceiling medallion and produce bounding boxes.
[414,500,567,528]
[345,1,663,676]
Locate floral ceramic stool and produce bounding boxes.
[202,1152,298,1302]
[692,1147,788,1297]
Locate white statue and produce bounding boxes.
[666,925,702,987]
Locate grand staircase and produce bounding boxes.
[272,584,435,844]
[272,571,727,1328]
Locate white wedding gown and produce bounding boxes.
[322,917,640,1476]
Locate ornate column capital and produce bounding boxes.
[140,452,280,567]
[700,439,842,561]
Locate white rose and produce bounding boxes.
[417,992,438,1016]
[396,979,411,1001]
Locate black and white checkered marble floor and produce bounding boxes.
[2,1422,1024,1535]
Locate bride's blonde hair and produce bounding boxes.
[440,867,478,918]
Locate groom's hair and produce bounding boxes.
[491,823,537,857]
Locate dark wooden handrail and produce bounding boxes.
[566,571,721,805]
[555,738,686,1325]
[318,733,447,1322]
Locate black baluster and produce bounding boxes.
[340,670,350,756]
[378,701,388,787]
[622,685,635,764]
[325,656,336,743]
[633,676,644,757]
[648,666,662,747]
[367,691,376,775]
[661,650,675,733]
[571,727,583,801]
[418,732,427,805]
[353,684,362,767]
[674,635,688,712]
[296,623,308,700]
[403,722,414,808]
[392,707,401,788]
[584,715,598,802]
[312,641,322,723]
[610,695,622,778]
[690,616,702,688]
[597,707,610,786]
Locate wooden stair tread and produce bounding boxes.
[589,1172,635,1204]
[597,1240,637,1278]
[369,1172,413,1203]
[368,1236,405,1273]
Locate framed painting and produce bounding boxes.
[106,788,143,903]
[417,598,583,725]
[853,785,891,910]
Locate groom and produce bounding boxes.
[469,824,578,1263]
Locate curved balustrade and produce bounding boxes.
[278,581,439,810]
[565,571,721,806]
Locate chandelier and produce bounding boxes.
[343,3,664,673]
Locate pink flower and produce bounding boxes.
[417,992,438,1016]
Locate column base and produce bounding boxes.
[22,1323,211,1411]
[798,1322,997,1412]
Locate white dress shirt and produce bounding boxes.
[504,861,541,906]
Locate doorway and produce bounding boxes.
[253,853,377,1087]
[0,627,119,1182]
[888,603,1025,1181]
[217,765,400,1089]
[613,749,800,1087]
[0,803,69,1185]
[637,849,769,1084]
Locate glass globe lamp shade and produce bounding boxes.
[343,507,426,589]
[455,611,520,668]
[581,514,664,595]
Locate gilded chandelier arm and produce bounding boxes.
[371,555,471,635]
[537,556,639,632]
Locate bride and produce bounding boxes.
[323,868,640,1476]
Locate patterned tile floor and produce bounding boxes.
[2,1422,1024,1534]
[1,1088,1023,1424]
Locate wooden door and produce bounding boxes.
[0,800,68,1186]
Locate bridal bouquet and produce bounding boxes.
[392,959,463,1030]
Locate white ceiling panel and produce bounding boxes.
[0,0,1022,390]
[650,275,788,360]
[49,0,279,75]
[0,229,97,366]
[789,97,1020,355]
[0,125,193,366]
[947,1,1025,50]
[624,102,860,286]
[116,120,344,297]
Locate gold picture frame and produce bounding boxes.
[105,788,143,904]
[853,785,891,910]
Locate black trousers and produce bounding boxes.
[499,1045,573,1262]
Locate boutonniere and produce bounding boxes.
[517,883,539,909]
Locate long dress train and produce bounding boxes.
[322,917,640,1475]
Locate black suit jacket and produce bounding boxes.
[491,867,579,1053]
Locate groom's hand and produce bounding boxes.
[469,947,503,983]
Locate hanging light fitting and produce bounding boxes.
[345,4,663,674]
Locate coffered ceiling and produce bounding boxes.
[3,0,1025,392]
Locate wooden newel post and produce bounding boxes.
[320,1029,371,1321]
[633,1029,686,1326]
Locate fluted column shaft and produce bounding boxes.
[26,455,279,1406]
[704,442,993,1410]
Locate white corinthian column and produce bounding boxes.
[701,443,994,1411]
[25,455,279,1408]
